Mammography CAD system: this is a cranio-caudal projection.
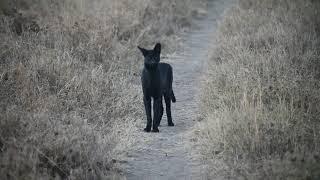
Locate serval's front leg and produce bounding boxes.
[143,96,152,132]
[152,97,162,132]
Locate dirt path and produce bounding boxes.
[124,1,233,179]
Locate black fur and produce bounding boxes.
[138,43,176,132]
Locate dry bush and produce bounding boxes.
[0,0,206,179]
[200,0,320,179]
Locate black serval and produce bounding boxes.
[138,43,176,132]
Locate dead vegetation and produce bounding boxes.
[0,0,206,179]
[200,0,320,179]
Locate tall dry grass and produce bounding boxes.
[0,0,206,179]
[200,0,320,179]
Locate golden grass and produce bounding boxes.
[200,0,320,179]
[0,0,206,179]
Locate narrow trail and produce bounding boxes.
[124,1,233,179]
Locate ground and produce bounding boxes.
[122,0,234,179]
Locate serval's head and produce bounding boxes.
[138,43,161,70]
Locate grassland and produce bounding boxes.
[0,0,206,179]
[200,0,320,179]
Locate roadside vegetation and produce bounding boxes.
[0,0,206,179]
[200,0,320,179]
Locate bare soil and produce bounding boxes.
[123,1,234,179]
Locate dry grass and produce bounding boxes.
[200,0,320,179]
[0,0,206,179]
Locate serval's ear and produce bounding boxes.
[138,46,148,57]
[153,43,161,55]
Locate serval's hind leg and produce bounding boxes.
[164,93,174,126]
